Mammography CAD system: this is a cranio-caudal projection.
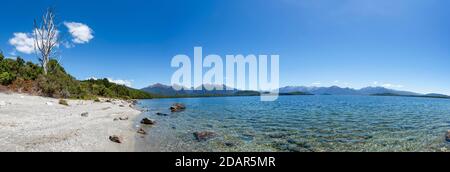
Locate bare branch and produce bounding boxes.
[34,8,59,75]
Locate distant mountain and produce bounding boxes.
[143,84,447,98]
[279,86,421,96]
[141,83,238,97]
[372,93,450,99]
[141,83,180,96]
[358,87,420,96]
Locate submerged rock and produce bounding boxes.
[272,141,313,152]
[287,139,312,150]
[170,103,186,112]
[109,135,123,143]
[193,131,216,141]
[156,112,169,116]
[267,133,289,139]
[446,130,450,142]
[140,118,156,125]
[224,142,237,147]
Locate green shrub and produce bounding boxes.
[0,72,15,85]
[0,56,154,100]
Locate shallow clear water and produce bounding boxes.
[136,95,450,152]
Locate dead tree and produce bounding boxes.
[34,8,59,75]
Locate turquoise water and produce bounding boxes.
[136,95,450,152]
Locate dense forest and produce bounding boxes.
[0,51,153,99]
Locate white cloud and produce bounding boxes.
[9,29,61,54]
[311,82,321,86]
[372,81,404,89]
[64,22,94,44]
[86,77,98,80]
[107,78,133,87]
[86,77,133,87]
[333,80,350,87]
[382,83,404,89]
[9,33,35,54]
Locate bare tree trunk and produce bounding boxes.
[34,8,59,75]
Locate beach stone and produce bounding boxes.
[81,112,89,117]
[46,102,53,106]
[170,103,186,112]
[446,130,450,142]
[109,135,123,144]
[140,118,156,125]
[193,131,216,142]
[0,101,6,107]
[130,100,138,105]
[119,116,129,121]
[113,118,119,121]
[137,128,147,135]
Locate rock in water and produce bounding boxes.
[193,131,216,141]
[109,135,123,143]
[170,103,186,112]
[156,112,169,116]
[446,130,450,142]
[140,118,156,125]
[81,112,89,117]
[137,128,147,135]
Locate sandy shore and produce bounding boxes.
[0,92,143,152]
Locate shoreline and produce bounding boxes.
[0,92,144,152]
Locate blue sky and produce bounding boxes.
[1,0,449,94]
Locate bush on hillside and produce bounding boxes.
[0,72,15,85]
[0,52,153,100]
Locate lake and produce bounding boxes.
[136,95,450,152]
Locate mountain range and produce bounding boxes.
[142,83,238,97]
[141,83,447,98]
[278,86,421,96]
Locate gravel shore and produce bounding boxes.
[0,92,143,152]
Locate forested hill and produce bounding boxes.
[0,52,153,100]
